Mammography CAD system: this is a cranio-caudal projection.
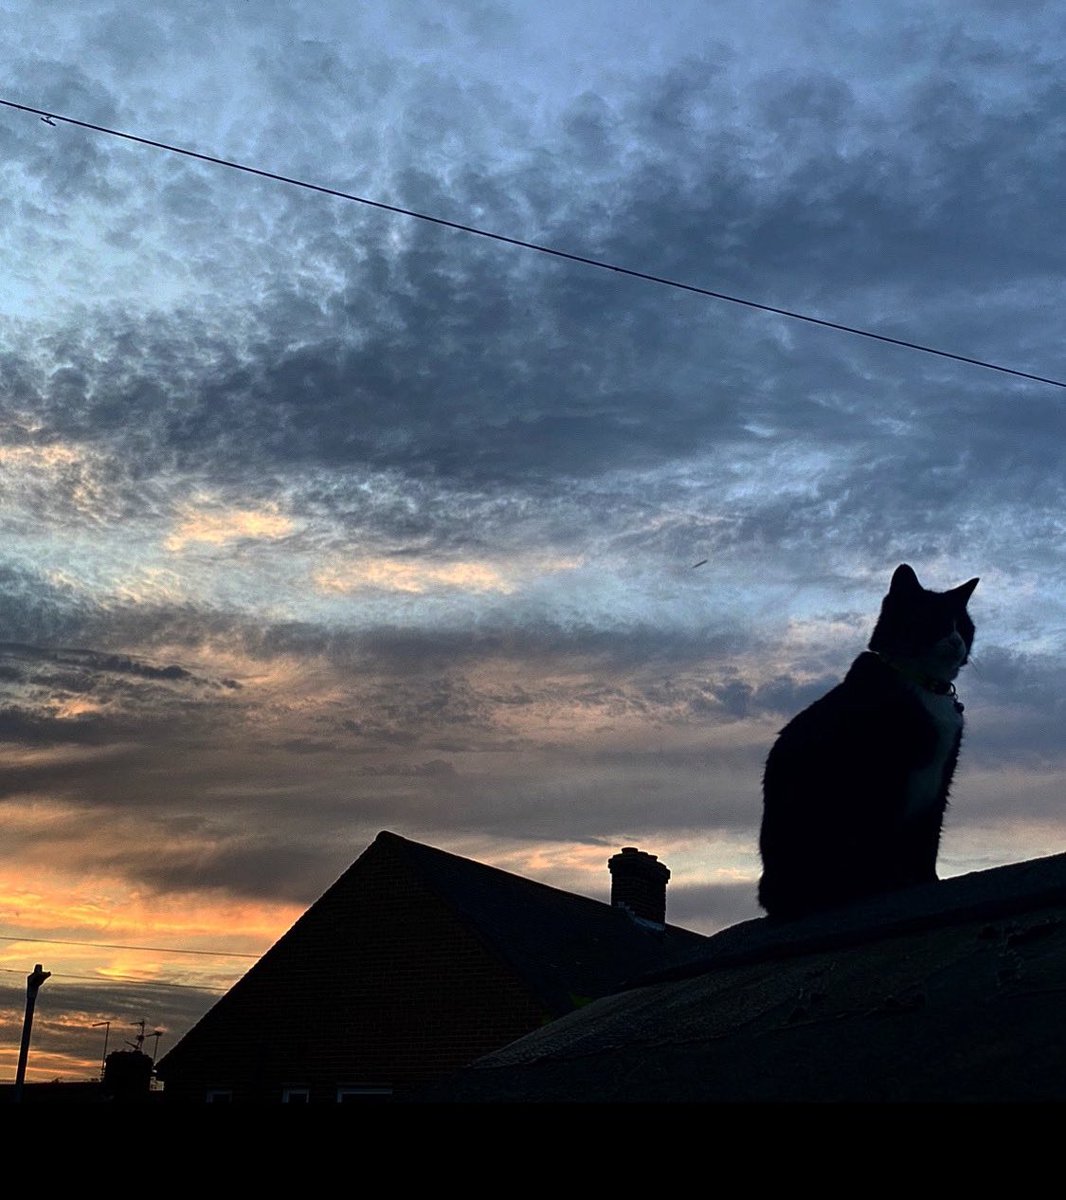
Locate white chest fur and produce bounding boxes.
[904,688,964,820]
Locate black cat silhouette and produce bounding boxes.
[758,564,978,920]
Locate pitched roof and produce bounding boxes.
[156,830,707,1081]
[371,832,707,1014]
[413,850,1066,1103]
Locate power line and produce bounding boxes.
[1,966,228,993]
[0,933,260,959]
[3,96,1065,390]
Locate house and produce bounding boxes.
[412,850,1066,1103]
[0,1048,159,1106]
[154,831,706,1103]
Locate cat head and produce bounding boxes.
[868,564,979,682]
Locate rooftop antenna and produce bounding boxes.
[145,1030,164,1063]
[127,1019,147,1052]
[92,1020,112,1078]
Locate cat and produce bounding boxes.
[757,563,979,920]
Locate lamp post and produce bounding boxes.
[14,964,51,1103]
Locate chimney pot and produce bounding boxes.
[608,847,670,926]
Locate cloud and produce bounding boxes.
[313,553,580,596]
[314,557,515,595]
[7,0,1066,1078]
[165,500,296,552]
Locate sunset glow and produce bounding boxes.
[5,1,1066,1085]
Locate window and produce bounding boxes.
[337,1085,392,1104]
[281,1086,310,1104]
[205,1089,233,1104]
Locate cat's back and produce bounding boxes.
[759,652,939,918]
[765,651,929,777]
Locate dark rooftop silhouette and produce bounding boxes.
[409,850,1066,1103]
[375,833,705,1011]
[156,831,705,1102]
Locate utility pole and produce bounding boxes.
[14,964,51,1103]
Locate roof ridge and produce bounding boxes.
[639,849,1066,985]
[375,829,703,935]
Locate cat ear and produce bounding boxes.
[951,577,979,603]
[890,564,922,595]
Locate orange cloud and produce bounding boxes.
[0,443,82,469]
[166,500,295,551]
[0,852,299,964]
[314,554,581,596]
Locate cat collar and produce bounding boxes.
[869,651,964,711]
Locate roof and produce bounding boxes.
[410,850,1066,1103]
[156,831,707,1081]
[369,832,707,1014]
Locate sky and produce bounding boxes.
[3,0,1066,1083]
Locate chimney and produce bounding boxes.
[608,847,670,927]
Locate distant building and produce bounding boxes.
[102,1047,154,1102]
[0,1049,157,1105]
[155,831,705,1103]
